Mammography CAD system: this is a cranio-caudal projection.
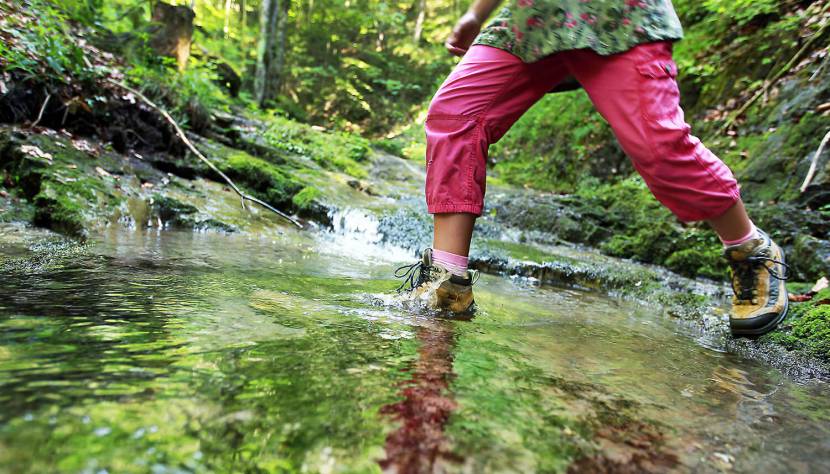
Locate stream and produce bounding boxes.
[0,221,829,473]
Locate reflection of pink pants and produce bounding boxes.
[425,42,740,222]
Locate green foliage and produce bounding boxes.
[125,58,232,127]
[181,0,463,132]
[698,0,779,26]
[491,91,625,193]
[0,0,92,81]
[371,137,405,156]
[671,0,807,107]
[375,120,430,160]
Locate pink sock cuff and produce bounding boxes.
[432,249,469,276]
[720,223,757,246]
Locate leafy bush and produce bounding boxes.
[0,0,92,81]
[125,57,231,128]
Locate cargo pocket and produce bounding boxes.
[636,58,680,120]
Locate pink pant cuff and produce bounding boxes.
[427,203,483,216]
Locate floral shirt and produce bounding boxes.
[474,0,684,63]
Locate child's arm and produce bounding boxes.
[445,0,503,56]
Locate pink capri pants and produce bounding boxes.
[425,41,740,222]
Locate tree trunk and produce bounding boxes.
[255,0,290,106]
[223,0,233,38]
[149,2,196,71]
[413,0,426,42]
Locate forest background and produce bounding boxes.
[1,0,829,283]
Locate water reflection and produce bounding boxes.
[380,319,464,473]
[0,229,829,473]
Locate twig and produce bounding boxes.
[30,93,51,129]
[800,129,830,193]
[106,78,303,228]
[718,4,830,135]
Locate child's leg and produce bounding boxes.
[434,214,475,256]
[425,45,570,257]
[564,41,788,335]
[563,41,750,238]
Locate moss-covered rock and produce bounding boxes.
[0,129,116,238]
[791,235,830,281]
[220,151,304,208]
[260,116,370,178]
[763,289,830,362]
[32,181,93,238]
[153,194,199,221]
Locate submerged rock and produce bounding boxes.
[791,234,830,281]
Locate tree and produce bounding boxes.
[255,0,290,106]
[413,0,426,42]
[149,2,196,71]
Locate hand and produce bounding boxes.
[445,12,484,57]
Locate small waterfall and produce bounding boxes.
[320,208,415,262]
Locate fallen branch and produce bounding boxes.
[30,93,51,129]
[801,128,830,193]
[106,78,303,228]
[718,4,830,135]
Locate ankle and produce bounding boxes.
[432,248,469,276]
[720,223,759,247]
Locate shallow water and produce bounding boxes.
[0,228,828,473]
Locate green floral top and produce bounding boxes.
[474,0,684,63]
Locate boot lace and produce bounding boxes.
[394,260,428,293]
[730,255,790,304]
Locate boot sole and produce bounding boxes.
[730,299,788,337]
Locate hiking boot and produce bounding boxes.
[724,230,790,336]
[395,248,477,316]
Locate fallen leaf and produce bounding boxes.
[71,138,97,155]
[789,294,813,302]
[95,166,111,177]
[20,145,52,161]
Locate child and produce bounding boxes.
[396,0,790,336]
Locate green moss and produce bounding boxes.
[763,289,830,362]
[789,305,830,359]
[482,239,577,265]
[32,181,93,238]
[664,247,724,280]
[657,291,711,320]
[153,195,198,218]
[291,186,323,212]
[262,116,369,178]
[735,117,826,203]
[221,152,304,207]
